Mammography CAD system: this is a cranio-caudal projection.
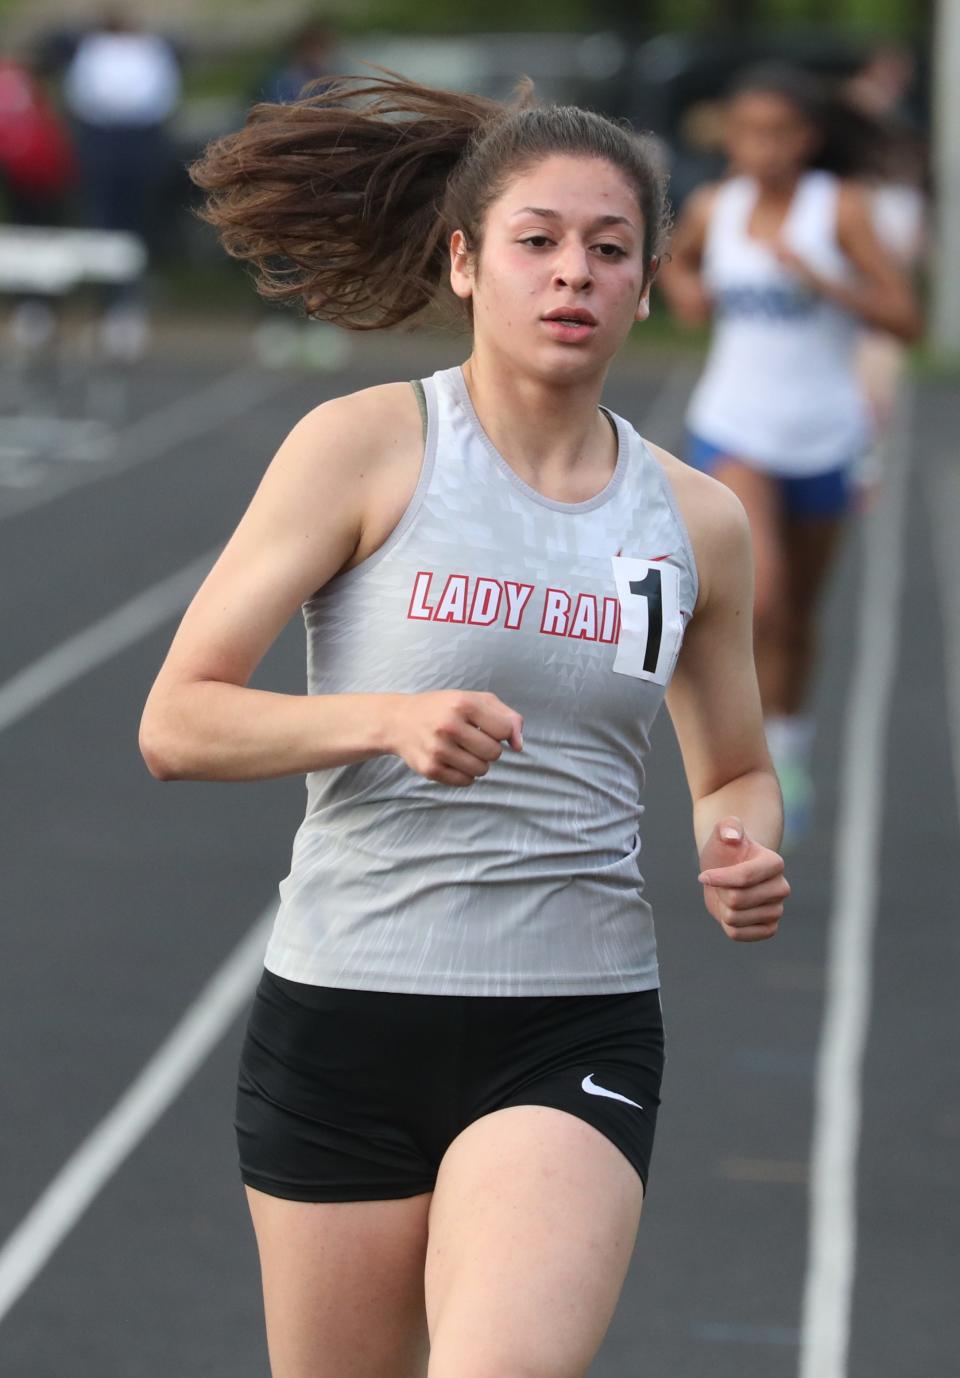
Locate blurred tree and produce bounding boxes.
[0,0,928,35]
[342,0,921,31]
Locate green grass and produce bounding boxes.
[628,309,709,357]
[908,344,960,380]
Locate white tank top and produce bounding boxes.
[264,365,699,996]
[686,171,871,473]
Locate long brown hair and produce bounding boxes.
[190,72,670,330]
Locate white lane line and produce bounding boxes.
[0,367,293,521]
[798,393,911,1378]
[0,907,273,1324]
[0,550,218,732]
[926,457,960,826]
[0,530,270,1323]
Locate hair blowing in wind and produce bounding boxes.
[189,72,670,330]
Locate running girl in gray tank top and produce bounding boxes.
[141,73,790,1378]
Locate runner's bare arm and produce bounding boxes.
[655,460,788,939]
[139,384,522,784]
[773,180,922,341]
[656,184,717,326]
[662,464,783,855]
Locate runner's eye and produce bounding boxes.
[595,244,627,258]
[519,236,553,248]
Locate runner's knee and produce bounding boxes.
[428,1346,582,1378]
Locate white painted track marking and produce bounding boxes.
[798,393,911,1378]
[0,908,274,1323]
[0,537,270,1325]
[0,542,258,1325]
[0,550,217,732]
[0,367,292,520]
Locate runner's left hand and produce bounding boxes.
[697,815,789,942]
[771,239,823,292]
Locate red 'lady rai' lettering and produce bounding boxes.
[541,589,619,641]
[434,573,470,623]
[408,573,628,644]
[599,596,620,644]
[468,578,503,626]
[406,572,535,630]
[569,593,599,641]
[407,570,435,620]
[540,588,571,636]
[503,580,534,629]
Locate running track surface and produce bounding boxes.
[0,338,957,1377]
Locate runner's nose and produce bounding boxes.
[553,247,592,293]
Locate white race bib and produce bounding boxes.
[611,556,684,684]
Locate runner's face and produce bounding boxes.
[449,155,650,381]
[724,91,818,183]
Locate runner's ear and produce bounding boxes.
[450,230,474,301]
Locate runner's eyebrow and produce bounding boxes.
[509,206,636,230]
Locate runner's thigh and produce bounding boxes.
[246,1186,432,1378]
[423,1105,644,1378]
[711,458,786,619]
[783,512,847,618]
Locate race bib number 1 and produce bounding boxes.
[611,556,683,685]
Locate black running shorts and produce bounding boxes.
[236,969,665,1202]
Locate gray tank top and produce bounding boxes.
[264,365,699,995]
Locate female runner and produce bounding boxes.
[660,64,921,845]
[140,75,789,1378]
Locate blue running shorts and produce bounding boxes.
[686,431,854,518]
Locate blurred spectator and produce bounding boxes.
[844,45,928,439]
[0,52,77,351]
[259,21,336,105]
[843,42,926,266]
[844,43,917,124]
[62,5,181,358]
[0,53,76,226]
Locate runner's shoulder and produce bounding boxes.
[644,438,745,530]
[677,181,724,228]
[287,380,423,477]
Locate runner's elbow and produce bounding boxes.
[139,725,181,780]
[902,310,924,345]
[139,697,190,780]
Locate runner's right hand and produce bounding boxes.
[387,691,523,787]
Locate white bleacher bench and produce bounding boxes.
[0,227,148,472]
[0,226,147,295]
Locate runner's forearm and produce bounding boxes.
[691,767,784,855]
[140,682,401,781]
[809,271,922,342]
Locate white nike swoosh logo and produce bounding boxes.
[581,1073,643,1110]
